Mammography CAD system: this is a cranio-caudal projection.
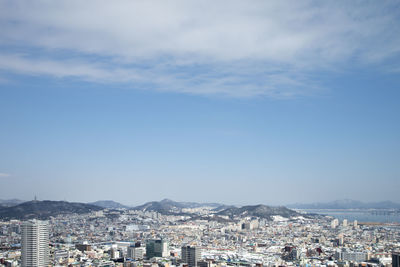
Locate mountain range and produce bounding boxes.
[0,198,300,221]
[2,198,398,221]
[288,199,400,210]
[131,199,302,220]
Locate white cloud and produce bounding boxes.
[0,53,322,97]
[0,173,10,177]
[0,0,399,97]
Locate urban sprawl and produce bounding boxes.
[1,207,400,267]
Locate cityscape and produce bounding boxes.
[0,199,400,267]
[1,1,400,267]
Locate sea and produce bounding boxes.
[298,209,400,223]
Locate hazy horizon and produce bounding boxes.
[2,197,400,208]
[0,1,399,206]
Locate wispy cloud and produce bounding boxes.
[0,0,399,97]
[0,173,11,177]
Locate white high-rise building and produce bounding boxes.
[331,219,339,229]
[127,246,144,260]
[21,220,49,267]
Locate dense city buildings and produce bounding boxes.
[1,205,400,267]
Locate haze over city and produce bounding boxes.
[0,1,399,206]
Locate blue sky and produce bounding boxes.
[0,1,399,205]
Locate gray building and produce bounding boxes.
[21,220,49,267]
[127,246,144,260]
[182,246,201,267]
[393,253,400,267]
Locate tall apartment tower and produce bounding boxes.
[182,246,201,267]
[21,220,50,267]
[393,253,400,267]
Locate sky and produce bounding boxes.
[0,0,399,206]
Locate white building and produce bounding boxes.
[21,220,49,267]
[331,219,339,229]
[127,246,144,260]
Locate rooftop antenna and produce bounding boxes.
[34,195,37,201]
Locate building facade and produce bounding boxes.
[21,220,49,267]
[393,253,400,267]
[182,246,201,267]
[146,239,168,259]
[127,246,144,260]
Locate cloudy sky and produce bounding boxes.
[0,0,399,205]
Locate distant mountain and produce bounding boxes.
[0,199,25,208]
[132,199,301,220]
[90,200,128,209]
[132,199,187,214]
[212,204,237,212]
[288,199,400,210]
[0,200,103,220]
[178,201,224,209]
[132,199,226,214]
[216,204,301,220]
